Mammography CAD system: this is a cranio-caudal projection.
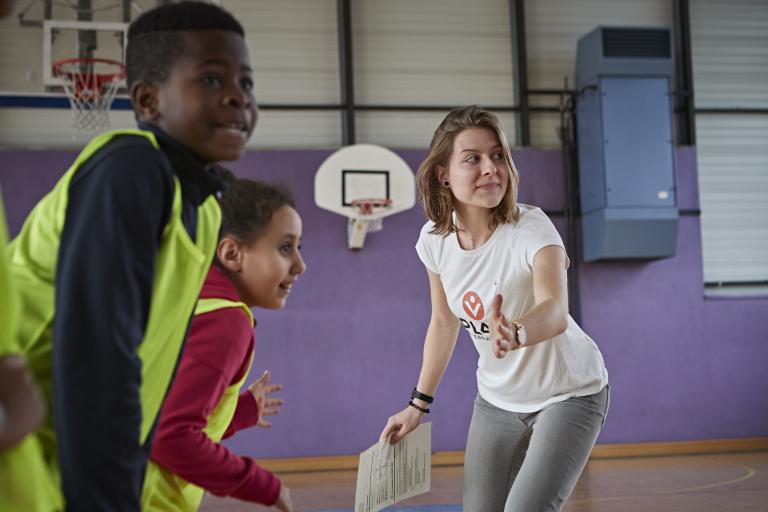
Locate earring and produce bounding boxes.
[442,181,449,187]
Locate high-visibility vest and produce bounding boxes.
[4,130,221,509]
[0,189,18,357]
[141,297,255,511]
[0,191,63,511]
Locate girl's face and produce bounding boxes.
[439,127,509,212]
[232,205,306,309]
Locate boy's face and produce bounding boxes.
[151,30,257,163]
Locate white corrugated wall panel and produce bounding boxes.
[530,113,563,150]
[0,1,340,148]
[353,0,514,106]
[0,2,53,93]
[525,0,672,148]
[691,0,768,285]
[0,1,150,93]
[525,0,672,90]
[250,110,341,149]
[225,0,340,104]
[690,0,768,108]
[352,0,515,149]
[356,111,517,150]
[0,108,341,149]
[696,115,768,283]
[0,108,137,148]
[1,1,341,104]
[0,106,341,150]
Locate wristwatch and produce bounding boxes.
[512,320,527,346]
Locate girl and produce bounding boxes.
[142,177,306,512]
[380,105,609,511]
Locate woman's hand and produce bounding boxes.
[248,370,284,428]
[490,294,520,359]
[379,405,425,444]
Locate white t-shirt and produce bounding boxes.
[416,204,608,413]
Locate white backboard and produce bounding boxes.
[43,20,128,89]
[314,144,416,221]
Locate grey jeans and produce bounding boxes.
[463,386,610,512]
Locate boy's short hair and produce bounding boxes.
[126,1,245,89]
[220,177,296,247]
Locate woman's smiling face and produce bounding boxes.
[439,127,509,212]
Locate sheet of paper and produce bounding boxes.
[355,422,431,512]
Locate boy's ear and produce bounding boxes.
[216,238,243,272]
[131,81,160,122]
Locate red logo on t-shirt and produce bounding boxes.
[462,291,484,321]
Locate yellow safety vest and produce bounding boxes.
[0,190,18,356]
[5,130,221,510]
[0,192,63,511]
[141,297,255,511]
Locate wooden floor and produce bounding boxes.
[200,451,768,511]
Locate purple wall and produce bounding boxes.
[579,148,768,442]
[1,146,766,459]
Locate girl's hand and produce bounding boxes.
[490,294,520,359]
[248,370,284,428]
[379,405,425,444]
[274,484,294,512]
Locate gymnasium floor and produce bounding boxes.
[200,451,768,511]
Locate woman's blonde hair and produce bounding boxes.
[417,105,519,235]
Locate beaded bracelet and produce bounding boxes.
[408,400,430,414]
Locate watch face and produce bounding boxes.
[516,323,527,346]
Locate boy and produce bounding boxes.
[7,2,256,509]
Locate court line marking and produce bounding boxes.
[319,464,759,509]
[657,464,756,494]
[570,464,757,504]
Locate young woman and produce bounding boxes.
[380,105,609,511]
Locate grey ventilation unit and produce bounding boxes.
[575,27,678,262]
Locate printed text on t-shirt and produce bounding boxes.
[460,291,491,342]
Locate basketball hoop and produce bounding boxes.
[350,198,392,216]
[52,57,126,133]
[346,198,393,250]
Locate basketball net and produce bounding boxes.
[350,198,392,217]
[53,57,125,133]
[348,198,392,249]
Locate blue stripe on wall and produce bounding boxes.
[0,94,132,110]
